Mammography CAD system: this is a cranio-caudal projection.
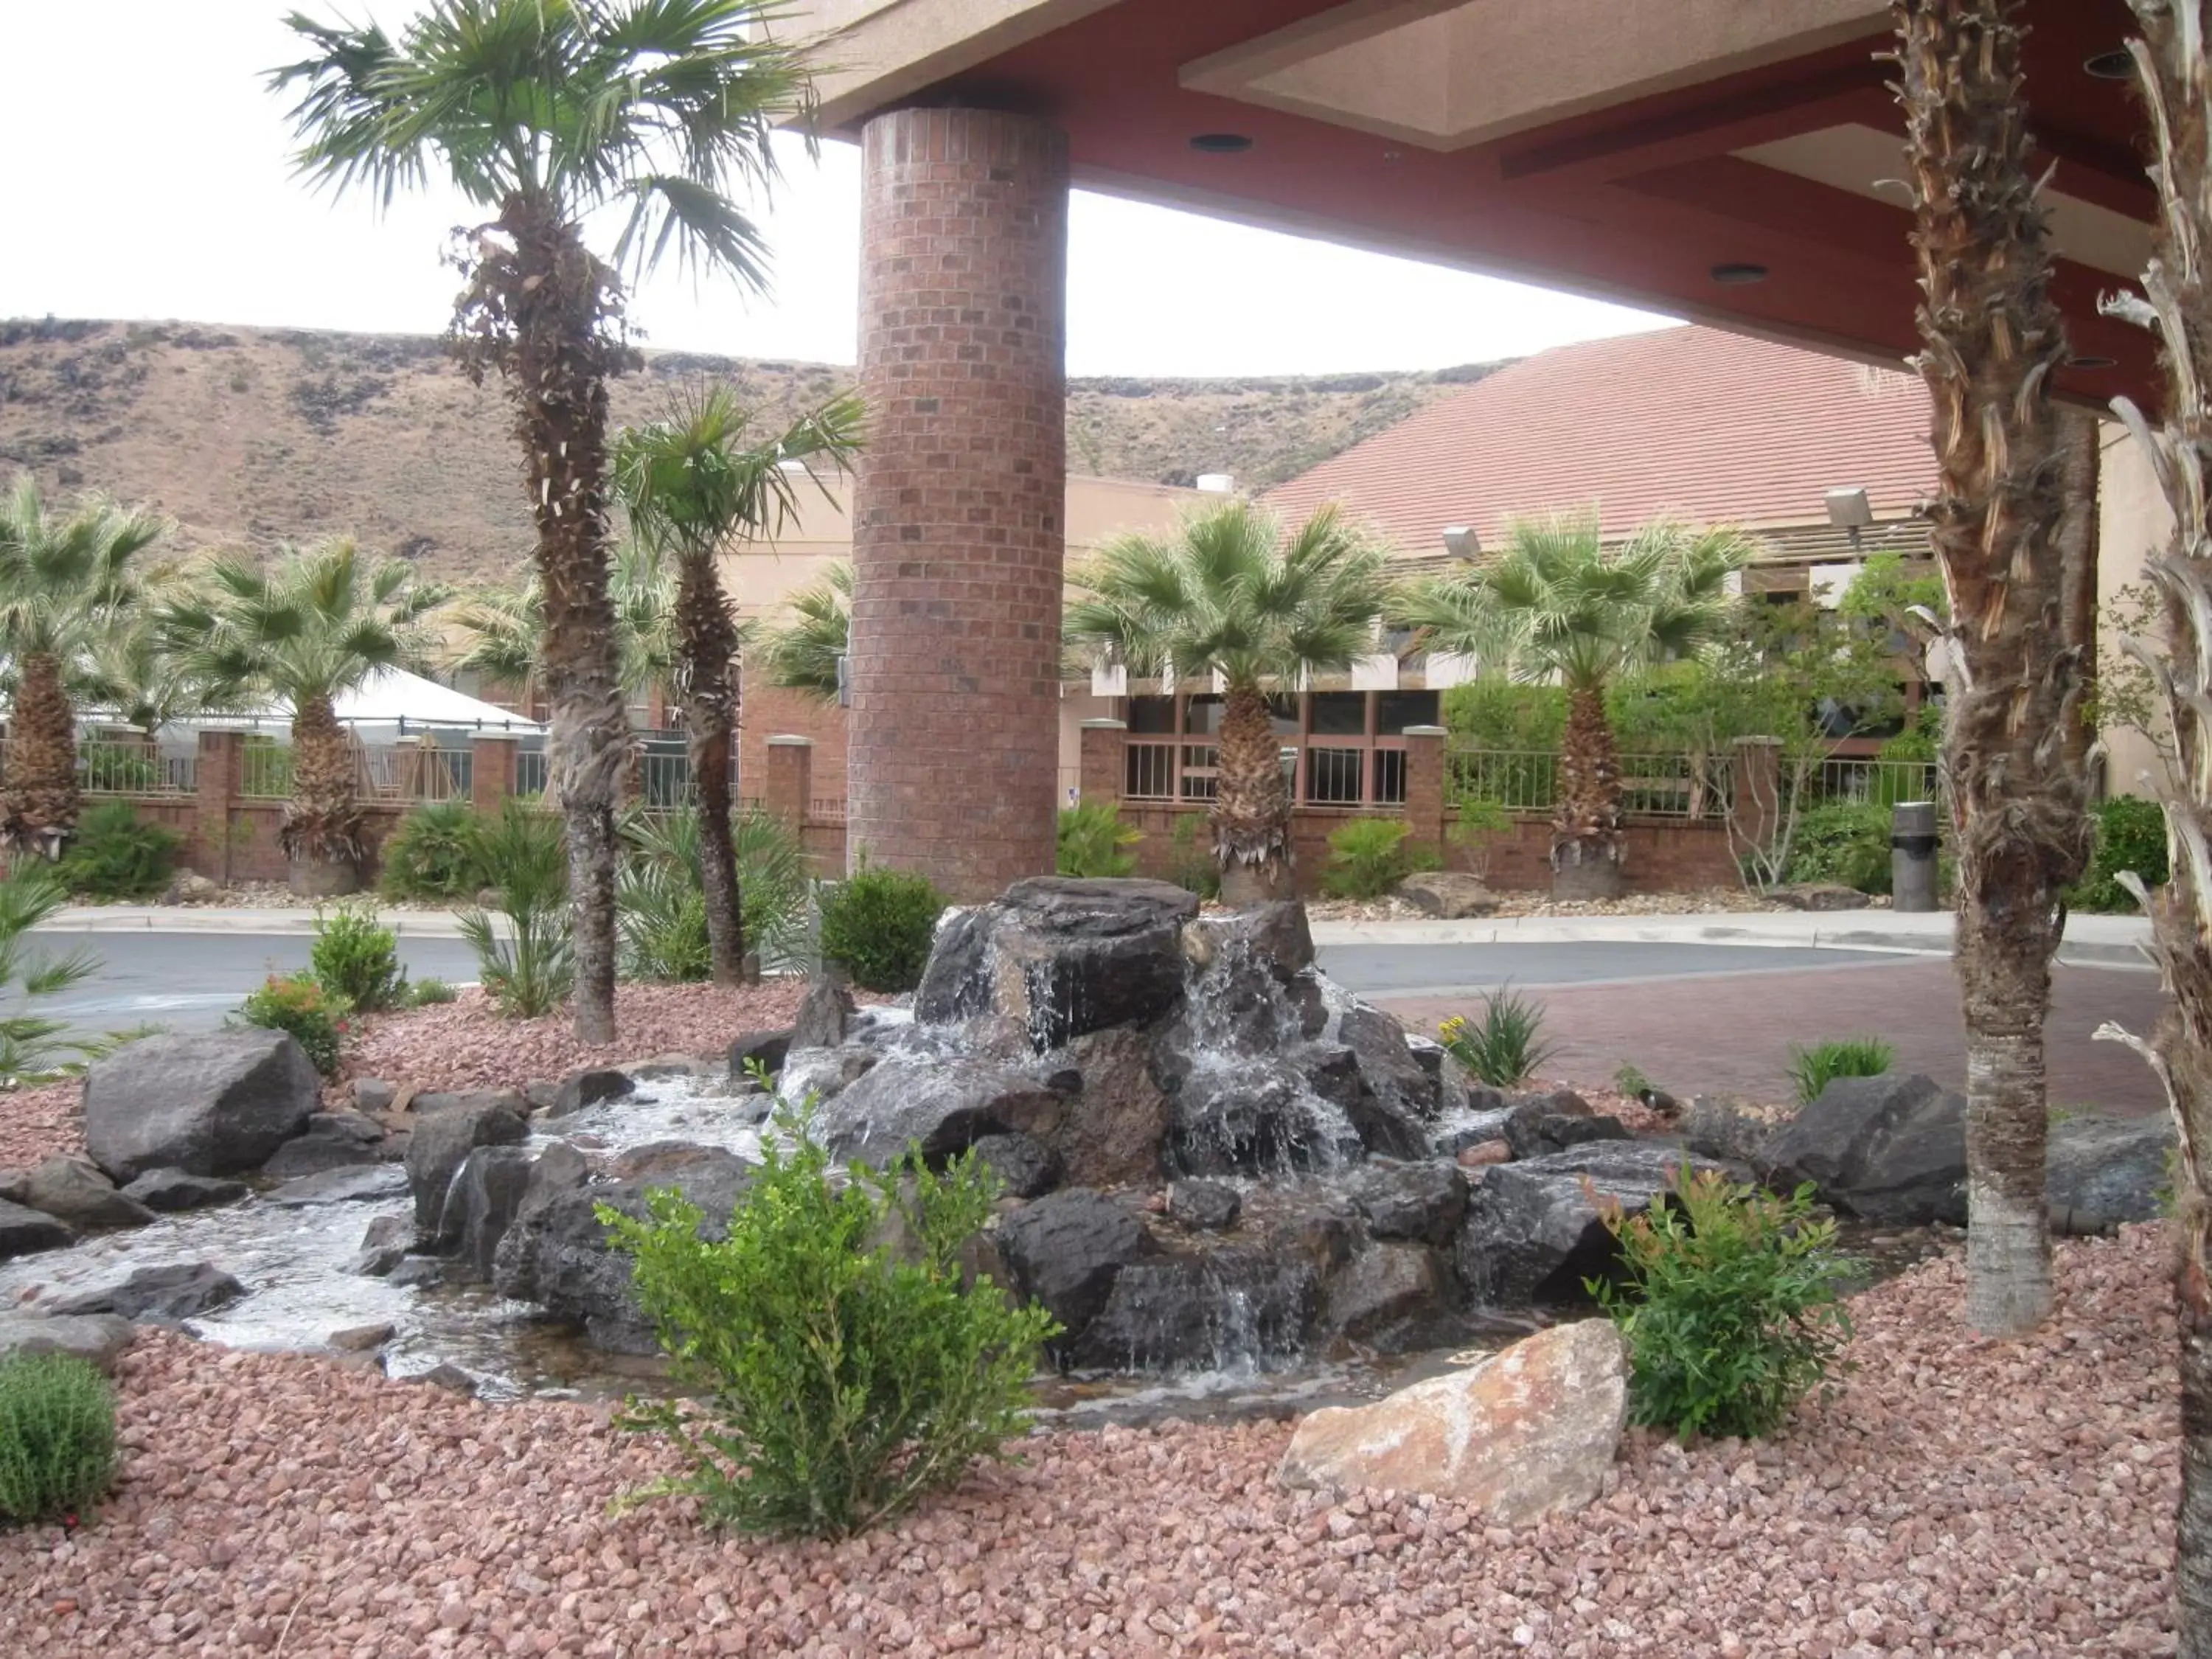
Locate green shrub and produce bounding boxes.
[1784,801,1892,894]
[406,976,458,1006]
[1591,1165,1856,1441]
[618,858,710,982]
[310,902,407,1012]
[1057,802,1139,878]
[237,973,345,1076]
[1439,986,1557,1088]
[0,1354,118,1523]
[817,860,943,993]
[459,801,572,1018]
[616,809,814,981]
[1319,817,1441,900]
[0,861,105,1080]
[378,800,486,900]
[77,741,161,793]
[56,801,179,900]
[2070,795,2168,914]
[599,1103,1058,1539]
[1786,1036,1893,1105]
[1166,812,1220,901]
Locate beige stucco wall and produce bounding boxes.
[2097,418,2174,799]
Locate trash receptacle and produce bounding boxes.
[1892,800,1940,912]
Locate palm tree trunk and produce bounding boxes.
[1552,682,1623,900]
[1,650,77,855]
[1211,680,1291,905]
[1896,0,2091,1335]
[677,548,745,984]
[282,689,362,891]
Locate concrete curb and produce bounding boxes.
[44,906,473,939]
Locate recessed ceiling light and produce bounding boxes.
[1710,262,1770,285]
[2084,49,2135,80]
[2067,353,2118,369]
[1189,133,1254,154]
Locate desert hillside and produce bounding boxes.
[0,318,1496,588]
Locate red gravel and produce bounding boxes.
[0,1082,88,1169]
[0,1228,2179,1656]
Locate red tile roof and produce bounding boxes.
[1262,325,1937,557]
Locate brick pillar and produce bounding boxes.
[194,729,243,884]
[472,734,518,813]
[764,735,813,835]
[1402,726,1450,863]
[849,106,1069,901]
[1730,737,1784,853]
[1078,720,1126,807]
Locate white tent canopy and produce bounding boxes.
[167,668,546,740]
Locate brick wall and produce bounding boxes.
[738,684,846,809]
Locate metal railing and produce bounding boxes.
[79,742,195,795]
[1446,748,1729,821]
[356,745,471,803]
[240,743,293,799]
[1814,755,1942,807]
[808,797,847,821]
[1304,745,1367,806]
[636,749,692,808]
[1125,739,1176,801]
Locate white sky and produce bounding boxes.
[0,0,1676,378]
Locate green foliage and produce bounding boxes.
[1166,812,1220,900]
[1057,802,1140,878]
[818,861,943,993]
[0,860,108,1079]
[77,742,159,793]
[378,800,487,900]
[617,857,710,983]
[1320,816,1440,899]
[1591,1166,1857,1441]
[1439,987,1557,1088]
[1441,679,1566,753]
[2069,795,2168,914]
[616,808,813,981]
[458,801,571,1018]
[1786,1037,1894,1106]
[1448,798,1512,880]
[757,563,850,701]
[0,1354,118,1524]
[237,973,345,1075]
[406,976,458,1006]
[55,801,178,900]
[310,901,407,1012]
[599,1102,1058,1539]
[1838,552,1946,629]
[1614,1063,1652,1099]
[1783,801,1893,895]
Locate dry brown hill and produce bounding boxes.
[0,317,1497,587]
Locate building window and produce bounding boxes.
[1375,690,1439,734]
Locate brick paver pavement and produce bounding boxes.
[1375,956,2170,1115]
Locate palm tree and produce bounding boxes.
[163,539,448,893]
[74,593,244,745]
[273,0,815,1043]
[614,386,861,984]
[1397,515,1748,900]
[0,476,166,855]
[1064,500,1392,905]
[757,560,850,701]
[1896,0,2092,1338]
[451,540,681,723]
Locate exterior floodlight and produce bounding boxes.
[1441,524,1478,559]
[1824,487,1874,529]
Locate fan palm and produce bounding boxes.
[1064,500,1393,904]
[162,539,449,891]
[615,385,860,982]
[757,560,850,701]
[1397,515,1749,900]
[273,0,817,1042]
[0,476,166,853]
[451,540,682,712]
[74,590,246,743]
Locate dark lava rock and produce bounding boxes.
[819,1053,1062,1169]
[1338,1004,1439,1119]
[969,1133,1063,1200]
[82,1029,320,1183]
[1680,1096,1774,1167]
[121,1169,250,1214]
[1762,1073,1966,1225]
[1168,1065,1365,1178]
[387,1256,454,1289]
[1318,1242,1451,1340]
[995,1188,1150,1346]
[1501,1105,1632,1161]
[448,1145,536,1280]
[791,975,857,1051]
[726,1028,794,1082]
[1068,1249,1316,1371]
[55,1261,246,1322]
[1028,1026,1169,1189]
[407,1094,531,1242]
[1166,1180,1242,1232]
[349,1213,414,1277]
[0,1312,135,1373]
[1183,901,1315,979]
[0,1198,74,1262]
[548,1068,633,1120]
[260,1112,388,1178]
[1344,1160,1467,1248]
[268,1164,408,1206]
[2048,1114,2174,1232]
[16,1157,155,1230]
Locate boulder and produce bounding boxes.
[726,1028,794,1082]
[2048,1115,2174,1231]
[1771,883,1873,912]
[268,1164,408,1206]
[18,1156,155,1231]
[349,1213,414,1277]
[1181,901,1316,978]
[1502,1105,1632,1162]
[624,1054,712,1082]
[260,1112,388,1177]
[121,1169,250,1214]
[352,1078,399,1115]
[915,877,1199,1049]
[448,1145,537,1279]
[1397,872,1500,919]
[819,1053,1062,1169]
[994,1188,1150,1347]
[1680,1096,1773,1167]
[1458,1142,1730,1305]
[1345,1160,1467,1248]
[547,1067,633,1120]
[1070,1250,1317,1371]
[1166,1180,1242,1232]
[1032,1026,1170,1188]
[1168,1065,1365,1178]
[329,1322,395,1352]
[55,1262,246,1322]
[1276,1320,1629,1521]
[791,975,857,1051]
[1318,1242,1450,1340]
[0,1197,74,1261]
[406,1093,531,1242]
[968,1133,1063,1200]
[1457,1140,1512,1169]
[82,1029,320,1183]
[776,1046,880,1105]
[0,1312,135,1373]
[1762,1073,1966,1225]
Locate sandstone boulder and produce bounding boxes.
[1397,872,1500,919]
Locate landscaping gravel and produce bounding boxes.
[0,1225,2178,1656]
[0,1082,86,1172]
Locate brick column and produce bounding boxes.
[1402,726,1450,863]
[1730,737,1784,853]
[849,106,1069,900]
[764,735,813,835]
[193,729,243,884]
[1078,720,1126,807]
[471,734,518,813]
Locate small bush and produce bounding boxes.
[599,1102,1058,1539]
[1787,1037,1893,1105]
[1057,802,1139,878]
[406,976,458,1006]
[78,742,161,793]
[1439,986,1557,1088]
[237,973,346,1075]
[818,861,943,993]
[1784,801,1892,894]
[1166,812,1220,900]
[0,1354,118,1523]
[618,857,711,982]
[460,801,572,1018]
[2070,795,2168,914]
[1591,1165,1857,1441]
[57,801,179,900]
[1449,798,1512,881]
[616,809,815,982]
[1320,817,1441,900]
[1614,1063,1652,1099]
[378,800,485,900]
[310,902,407,1012]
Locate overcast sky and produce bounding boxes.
[0,0,1676,378]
